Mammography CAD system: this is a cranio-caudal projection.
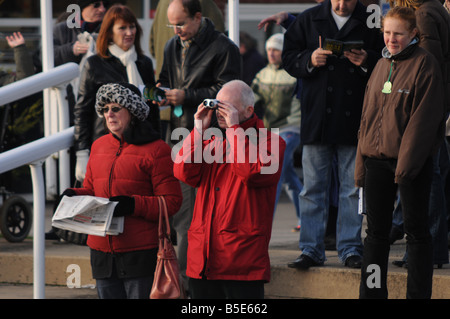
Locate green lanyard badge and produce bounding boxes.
[382,60,394,94]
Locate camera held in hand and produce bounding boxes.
[144,86,167,102]
[203,99,220,109]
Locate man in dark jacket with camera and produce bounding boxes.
[157,0,241,134]
[155,0,241,295]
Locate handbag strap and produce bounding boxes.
[157,196,171,239]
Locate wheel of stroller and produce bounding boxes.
[0,196,32,242]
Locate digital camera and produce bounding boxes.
[203,99,220,109]
[143,86,167,102]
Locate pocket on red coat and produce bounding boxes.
[211,228,269,278]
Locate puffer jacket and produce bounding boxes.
[158,18,241,132]
[74,53,156,151]
[71,129,182,253]
[251,63,301,130]
[173,114,286,282]
[355,43,445,186]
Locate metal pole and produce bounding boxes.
[40,0,54,135]
[228,0,239,47]
[40,0,58,200]
[55,86,71,192]
[142,0,152,58]
[30,161,46,299]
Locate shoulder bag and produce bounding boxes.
[150,196,184,299]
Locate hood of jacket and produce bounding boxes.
[382,37,419,60]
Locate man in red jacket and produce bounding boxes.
[173,80,285,298]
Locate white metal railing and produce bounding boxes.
[0,127,74,174]
[0,62,79,299]
[0,63,79,106]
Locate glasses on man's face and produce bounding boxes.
[166,17,193,31]
[101,105,123,114]
[166,22,187,31]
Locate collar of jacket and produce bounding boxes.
[235,113,261,130]
[267,63,283,70]
[215,113,261,136]
[177,17,215,51]
[81,20,101,33]
[123,118,161,145]
[382,38,419,61]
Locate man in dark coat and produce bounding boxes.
[282,0,384,269]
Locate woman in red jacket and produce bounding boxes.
[61,83,182,299]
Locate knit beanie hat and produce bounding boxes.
[266,33,284,51]
[95,83,149,121]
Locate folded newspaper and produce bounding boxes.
[52,196,124,237]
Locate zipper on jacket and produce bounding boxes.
[108,141,123,194]
[107,139,123,254]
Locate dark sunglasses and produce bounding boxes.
[101,106,123,114]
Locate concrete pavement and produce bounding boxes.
[0,194,449,299]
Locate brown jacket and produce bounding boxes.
[355,44,445,186]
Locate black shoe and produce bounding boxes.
[344,255,362,269]
[288,254,322,269]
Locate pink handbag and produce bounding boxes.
[150,196,184,299]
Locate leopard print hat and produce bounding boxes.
[95,83,149,121]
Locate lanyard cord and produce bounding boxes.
[387,60,394,83]
[382,60,394,94]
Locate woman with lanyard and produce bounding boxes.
[355,6,446,298]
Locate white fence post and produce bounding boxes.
[30,160,46,299]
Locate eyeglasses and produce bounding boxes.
[166,23,187,31]
[101,106,123,114]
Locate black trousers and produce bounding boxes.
[359,157,434,299]
[189,278,264,299]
